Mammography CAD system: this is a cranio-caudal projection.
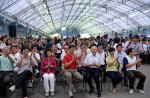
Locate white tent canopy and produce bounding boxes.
[0,0,150,34]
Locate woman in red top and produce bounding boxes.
[41,49,56,97]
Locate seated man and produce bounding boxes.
[63,45,83,98]
[84,46,102,97]
[60,45,69,71]
[97,44,107,83]
[123,48,146,94]
[9,45,21,72]
[76,43,90,74]
[29,45,41,78]
[0,46,14,96]
[114,44,127,86]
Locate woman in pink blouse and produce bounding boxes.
[41,49,56,97]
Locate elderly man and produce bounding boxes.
[84,46,102,97]
[63,45,83,98]
[0,46,14,96]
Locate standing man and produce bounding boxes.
[84,46,102,97]
[63,45,83,98]
[129,35,142,58]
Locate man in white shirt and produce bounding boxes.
[29,45,41,77]
[114,44,127,86]
[9,45,21,72]
[56,39,62,59]
[129,35,142,58]
[60,45,69,70]
[84,46,102,97]
[114,44,127,71]
[97,44,107,82]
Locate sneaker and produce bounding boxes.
[97,91,102,97]
[35,69,39,74]
[138,90,145,94]
[135,88,145,94]
[28,81,33,88]
[9,85,16,92]
[45,92,49,97]
[73,87,77,93]
[68,90,73,98]
[89,89,94,95]
[129,89,133,94]
[73,85,80,93]
[51,91,55,97]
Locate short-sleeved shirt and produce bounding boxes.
[60,50,66,60]
[76,49,90,67]
[123,56,136,71]
[114,51,127,65]
[56,43,62,53]
[28,52,41,66]
[129,42,142,53]
[9,52,21,67]
[106,56,117,72]
[84,53,101,68]
[0,55,13,71]
[98,51,106,65]
[18,58,32,74]
[63,53,76,69]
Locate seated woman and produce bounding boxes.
[123,48,146,94]
[9,47,35,98]
[106,47,123,92]
[41,49,56,97]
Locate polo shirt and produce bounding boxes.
[129,42,142,53]
[63,53,76,69]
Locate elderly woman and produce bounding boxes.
[9,47,35,98]
[106,47,123,92]
[41,49,56,97]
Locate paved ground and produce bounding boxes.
[1,64,150,98]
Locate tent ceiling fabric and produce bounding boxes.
[0,0,150,34]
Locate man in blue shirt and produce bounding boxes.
[0,46,14,96]
[114,44,127,86]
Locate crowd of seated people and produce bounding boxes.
[0,34,149,98]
